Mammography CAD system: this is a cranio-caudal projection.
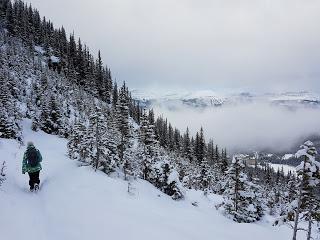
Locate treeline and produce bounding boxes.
[0,0,113,101]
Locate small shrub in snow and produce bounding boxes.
[143,159,184,200]
[0,161,6,186]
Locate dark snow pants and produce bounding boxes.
[28,171,40,189]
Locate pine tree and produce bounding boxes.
[67,121,88,162]
[76,38,86,85]
[194,127,206,164]
[292,141,320,240]
[48,94,63,135]
[116,82,130,139]
[112,82,118,108]
[104,65,112,104]
[168,123,174,151]
[139,110,148,144]
[219,148,228,174]
[141,152,153,181]
[145,159,184,200]
[207,139,215,166]
[101,110,121,173]
[86,105,110,171]
[218,156,263,223]
[183,128,193,162]
[0,70,21,140]
[96,50,104,98]
[199,158,211,193]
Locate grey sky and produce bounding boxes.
[27,0,320,92]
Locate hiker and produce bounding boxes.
[22,142,42,191]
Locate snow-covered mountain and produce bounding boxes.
[1,1,319,239]
[132,89,320,110]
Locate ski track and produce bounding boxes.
[0,120,303,240]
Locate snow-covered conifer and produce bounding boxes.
[292,141,320,240]
[218,156,263,223]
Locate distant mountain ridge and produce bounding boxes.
[132,89,320,110]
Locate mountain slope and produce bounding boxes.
[0,120,296,240]
[0,1,318,239]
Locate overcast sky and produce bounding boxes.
[27,0,320,93]
[153,102,320,152]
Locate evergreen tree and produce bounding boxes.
[112,82,118,108]
[0,70,21,139]
[86,105,108,171]
[183,128,193,162]
[292,141,320,240]
[219,148,228,174]
[218,156,263,223]
[195,127,205,164]
[116,82,130,139]
[67,121,88,162]
[48,94,63,135]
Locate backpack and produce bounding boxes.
[26,147,39,167]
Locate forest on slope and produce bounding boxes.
[0,1,319,239]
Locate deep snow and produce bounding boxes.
[0,120,302,240]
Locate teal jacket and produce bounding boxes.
[22,146,42,174]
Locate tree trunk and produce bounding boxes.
[292,189,301,240]
[306,206,313,240]
[234,163,239,212]
[95,118,100,171]
[292,155,307,240]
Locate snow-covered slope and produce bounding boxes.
[0,120,298,240]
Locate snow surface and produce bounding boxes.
[269,163,296,175]
[0,120,301,240]
[34,46,45,54]
[282,154,294,160]
[50,56,60,63]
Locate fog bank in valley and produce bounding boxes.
[152,103,320,153]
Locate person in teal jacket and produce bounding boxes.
[22,142,42,191]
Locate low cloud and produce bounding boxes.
[153,103,320,153]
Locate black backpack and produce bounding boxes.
[26,148,39,167]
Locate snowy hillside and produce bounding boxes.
[0,120,299,240]
[1,1,319,239]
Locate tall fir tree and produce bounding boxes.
[218,156,263,223]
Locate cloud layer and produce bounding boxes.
[153,103,320,153]
[27,0,320,92]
